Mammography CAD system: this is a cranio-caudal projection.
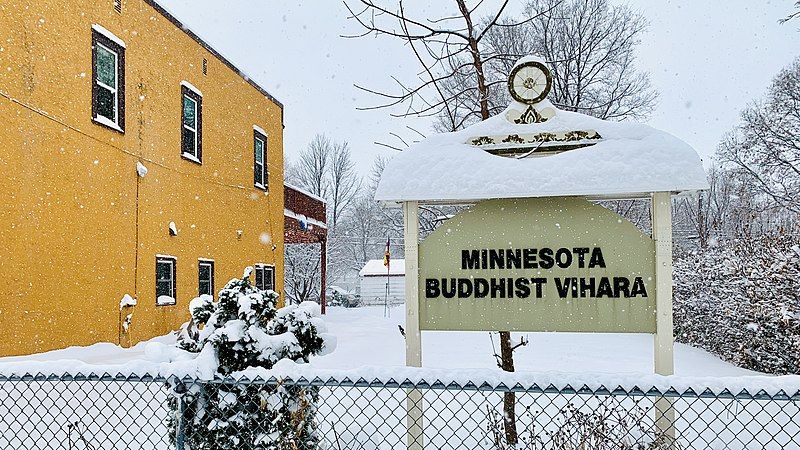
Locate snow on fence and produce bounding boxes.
[0,372,798,449]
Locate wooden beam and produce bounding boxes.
[651,191,674,375]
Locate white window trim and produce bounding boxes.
[92,24,126,48]
[253,124,267,136]
[156,256,176,306]
[254,135,266,187]
[181,80,203,97]
[94,41,119,124]
[255,263,275,291]
[182,94,199,159]
[92,115,123,132]
[198,259,214,296]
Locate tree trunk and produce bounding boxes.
[455,1,517,442]
[499,330,518,445]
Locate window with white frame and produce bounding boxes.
[254,129,267,189]
[198,259,215,297]
[156,256,177,306]
[92,28,125,131]
[181,85,202,162]
[255,264,275,292]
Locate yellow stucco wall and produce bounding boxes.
[0,0,285,356]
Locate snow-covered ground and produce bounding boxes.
[0,304,756,377]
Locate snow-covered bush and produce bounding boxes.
[170,268,334,449]
[674,235,800,374]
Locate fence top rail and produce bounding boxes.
[0,369,799,401]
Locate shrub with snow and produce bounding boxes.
[674,234,800,374]
[170,268,334,449]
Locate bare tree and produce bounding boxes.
[780,1,800,24]
[480,0,657,122]
[343,1,553,443]
[291,134,362,229]
[717,58,800,214]
[344,0,553,126]
[328,141,362,230]
[294,134,331,197]
[284,243,323,304]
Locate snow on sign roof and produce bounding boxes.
[359,259,405,277]
[375,58,709,203]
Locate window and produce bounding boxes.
[92,28,125,131]
[156,256,177,306]
[254,129,267,189]
[255,264,275,292]
[181,85,202,163]
[198,260,215,297]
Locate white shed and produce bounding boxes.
[358,259,405,305]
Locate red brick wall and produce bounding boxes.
[284,216,326,244]
[284,185,326,223]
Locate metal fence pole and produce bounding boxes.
[174,381,187,450]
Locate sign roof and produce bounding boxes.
[375,105,709,203]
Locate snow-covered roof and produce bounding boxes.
[285,182,327,204]
[359,259,405,277]
[375,104,709,203]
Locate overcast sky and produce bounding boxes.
[157,0,798,176]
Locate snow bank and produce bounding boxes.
[375,106,709,202]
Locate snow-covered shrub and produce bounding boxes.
[674,235,800,374]
[170,268,334,449]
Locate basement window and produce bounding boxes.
[198,259,215,297]
[92,27,125,132]
[254,128,267,190]
[255,264,275,292]
[156,256,177,306]
[181,83,203,163]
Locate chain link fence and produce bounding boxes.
[0,373,798,449]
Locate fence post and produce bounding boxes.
[652,191,676,445]
[174,381,187,450]
[403,200,423,450]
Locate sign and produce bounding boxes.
[418,197,656,333]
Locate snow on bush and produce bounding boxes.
[674,234,800,374]
[170,268,335,449]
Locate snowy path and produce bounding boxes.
[0,304,757,377]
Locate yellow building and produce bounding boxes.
[0,0,285,356]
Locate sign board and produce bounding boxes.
[419,197,656,333]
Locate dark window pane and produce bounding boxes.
[182,128,196,155]
[254,164,263,186]
[255,267,264,290]
[199,262,213,296]
[199,264,210,281]
[156,260,174,300]
[96,87,115,120]
[254,139,264,164]
[183,96,196,128]
[265,268,274,291]
[157,280,172,298]
[157,261,172,281]
[199,280,211,296]
[96,45,116,88]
